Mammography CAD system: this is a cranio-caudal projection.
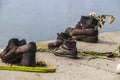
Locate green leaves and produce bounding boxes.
[101,15,106,25]
[89,12,115,29]
[97,15,115,29]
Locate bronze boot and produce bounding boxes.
[0,38,22,63]
[48,32,72,49]
[16,42,36,67]
[54,38,77,59]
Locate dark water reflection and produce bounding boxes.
[0,0,120,48]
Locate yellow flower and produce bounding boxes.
[89,12,96,17]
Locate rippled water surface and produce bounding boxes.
[0,0,120,48]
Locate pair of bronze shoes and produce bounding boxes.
[0,38,36,67]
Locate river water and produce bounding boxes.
[0,0,120,48]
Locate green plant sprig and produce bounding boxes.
[89,12,115,29]
[0,65,56,73]
[78,50,120,60]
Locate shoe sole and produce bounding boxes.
[54,53,78,59]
